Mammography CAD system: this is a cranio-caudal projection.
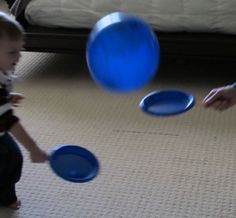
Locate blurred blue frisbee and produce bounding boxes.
[139,90,195,116]
[49,144,99,183]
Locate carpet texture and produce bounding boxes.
[0,51,235,218]
[0,3,236,217]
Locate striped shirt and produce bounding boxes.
[0,71,19,135]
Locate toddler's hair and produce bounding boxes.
[0,12,24,40]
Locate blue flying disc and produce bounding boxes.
[139,90,195,116]
[49,144,99,183]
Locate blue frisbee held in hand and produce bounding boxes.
[49,144,99,183]
[139,90,195,116]
[86,12,160,93]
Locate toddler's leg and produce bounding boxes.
[0,133,23,208]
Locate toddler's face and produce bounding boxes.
[0,38,24,72]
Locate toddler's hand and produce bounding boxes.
[10,92,24,107]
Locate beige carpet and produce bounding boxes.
[1,3,236,217]
[0,51,234,218]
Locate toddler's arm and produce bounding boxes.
[10,122,48,163]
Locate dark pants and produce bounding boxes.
[0,133,23,206]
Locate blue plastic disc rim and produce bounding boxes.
[139,90,195,116]
[49,144,99,183]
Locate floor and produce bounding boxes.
[1,2,236,218]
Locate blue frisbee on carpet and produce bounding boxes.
[49,144,99,183]
[86,12,160,93]
[139,90,195,116]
